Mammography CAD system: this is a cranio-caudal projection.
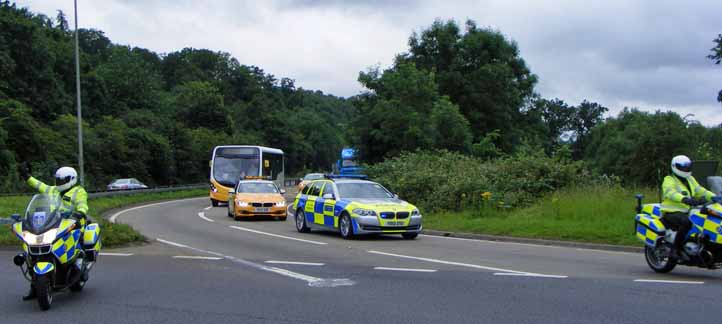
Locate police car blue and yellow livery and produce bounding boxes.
[293,177,422,239]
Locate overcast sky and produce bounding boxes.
[15,0,722,125]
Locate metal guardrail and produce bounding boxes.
[0,184,207,224]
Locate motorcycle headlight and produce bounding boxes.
[276,201,286,207]
[22,228,58,245]
[353,208,376,216]
[237,201,248,207]
[411,209,420,217]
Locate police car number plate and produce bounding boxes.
[254,207,270,212]
[386,221,405,226]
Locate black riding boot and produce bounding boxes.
[22,285,36,301]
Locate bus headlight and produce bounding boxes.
[237,201,248,207]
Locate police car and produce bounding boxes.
[292,176,422,239]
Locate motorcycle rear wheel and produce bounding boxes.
[645,245,677,273]
[36,276,52,311]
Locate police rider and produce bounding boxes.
[19,165,89,300]
[661,155,719,259]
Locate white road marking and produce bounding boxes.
[374,267,437,273]
[265,261,325,266]
[156,238,352,287]
[198,212,214,222]
[368,250,567,278]
[204,206,213,210]
[229,225,327,245]
[99,252,133,256]
[493,272,568,279]
[634,279,704,285]
[424,234,637,255]
[173,255,223,260]
[108,197,208,223]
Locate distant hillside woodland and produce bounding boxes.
[1,1,721,192]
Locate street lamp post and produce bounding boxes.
[74,0,84,185]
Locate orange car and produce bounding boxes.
[227,179,287,220]
[297,173,324,192]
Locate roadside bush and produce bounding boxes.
[367,150,607,212]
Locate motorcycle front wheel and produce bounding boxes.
[645,245,677,273]
[35,275,52,311]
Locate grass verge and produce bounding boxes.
[0,189,206,247]
[424,185,658,246]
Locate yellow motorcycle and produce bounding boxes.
[10,193,101,310]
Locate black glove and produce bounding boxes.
[73,212,86,220]
[682,197,705,206]
[18,163,31,180]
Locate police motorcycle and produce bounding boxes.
[635,194,722,273]
[9,193,101,310]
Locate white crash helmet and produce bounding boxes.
[671,155,692,179]
[55,166,78,192]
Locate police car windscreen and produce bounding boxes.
[336,183,392,199]
[238,182,278,194]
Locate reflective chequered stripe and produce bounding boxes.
[84,224,100,245]
[635,214,665,232]
[52,229,81,264]
[636,224,659,247]
[690,213,722,244]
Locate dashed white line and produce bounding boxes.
[368,250,567,278]
[173,255,223,260]
[99,252,133,256]
[374,267,437,273]
[156,238,351,287]
[204,206,213,210]
[634,279,704,285]
[265,261,325,266]
[108,197,208,223]
[493,272,568,279]
[229,225,327,245]
[198,212,214,222]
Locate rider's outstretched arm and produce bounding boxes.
[27,176,54,194]
[73,187,89,216]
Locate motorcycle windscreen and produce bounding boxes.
[22,194,63,235]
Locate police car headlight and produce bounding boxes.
[275,201,286,207]
[237,201,248,207]
[411,209,420,217]
[353,208,376,216]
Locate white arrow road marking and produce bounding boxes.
[368,250,567,278]
[156,238,352,287]
[493,272,568,279]
[374,267,437,273]
[108,197,208,223]
[229,225,327,245]
[173,256,223,260]
[99,252,133,256]
[265,261,325,266]
[198,212,214,222]
[634,279,704,285]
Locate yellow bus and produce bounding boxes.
[209,145,284,206]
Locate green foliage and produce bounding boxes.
[367,150,600,212]
[424,184,657,246]
[0,3,352,192]
[585,109,696,186]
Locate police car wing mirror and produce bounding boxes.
[322,193,335,200]
[10,214,20,222]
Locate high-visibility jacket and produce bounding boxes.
[661,175,715,213]
[27,176,88,216]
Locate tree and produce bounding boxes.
[399,19,538,151]
[708,34,722,103]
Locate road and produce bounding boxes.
[2,196,722,323]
